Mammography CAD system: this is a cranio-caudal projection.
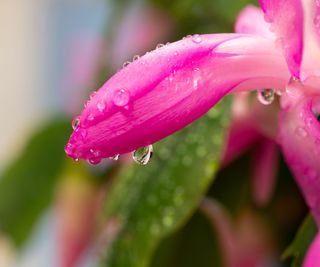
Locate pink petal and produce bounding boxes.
[279,98,320,226]
[252,138,279,206]
[259,0,304,78]
[303,232,320,267]
[65,34,289,162]
[235,5,274,39]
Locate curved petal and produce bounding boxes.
[65,34,289,162]
[235,5,274,39]
[259,0,304,78]
[279,98,320,226]
[252,138,279,206]
[303,232,320,267]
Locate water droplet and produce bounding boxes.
[72,117,80,130]
[132,145,153,165]
[88,113,95,121]
[89,91,97,99]
[88,158,101,165]
[123,61,131,68]
[156,43,164,49]
[192,34,202,44]
[90,148,101,157]
[286,76,303,98]
[133,55,140,61]
[97,101,106,112]
[257,88,275,105]
[110,154,120,161]
[295,126,307,138]
[113,89,130,107]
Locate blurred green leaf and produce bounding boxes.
[282,215,317,267]
[98,97,231,267]
[0,118,70,246]
[150,210,222,267]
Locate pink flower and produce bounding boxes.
[66,1,320,264]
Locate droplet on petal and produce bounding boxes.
[90,148,101,157]
[88,113,95,121]
[192,34,202,44]
[132,145,153,165]
[133,55,140,61]
[88,158,101,165]
[156,43,164,49]
[110,154,120,161]
[295,126,308,138]
[286,76,304,98]
[123,61,131,68]
[113,89,130,107]
[89,91,97,99]
[97,101,106,112]
[72,117,80,130]
[257,88,275,105]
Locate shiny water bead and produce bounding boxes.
[133,55,140,61]
[286,76,304,98]
[110,154,120,161]
[89,91,97,99]
[113,89,130,107]
[156,43,164,49]
[192,34,202,44]
[97,101,106,112]
[90,148,101,157]
[123,61,131,68]
[88,158,101,165]
[88,113,95,121]
[72,117,80,130]
[257,88,275,105]
[132,145,153,165]
[295,126,307,138]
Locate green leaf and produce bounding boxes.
[0,118,71,246]
[282,214,317,267]
[99,97,231,267]
[150,210,223,267]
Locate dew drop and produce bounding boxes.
[72,117,80,130]
[97,101,106,112]
[110,154,120,161]
[123,61,131,68]
[286,76,304,98]
[89,91,97,99]
[90,148,101,157]
[156,43,164,49]
[88,158,101,165]
[257,88,275,105]
[132,145,153,165]
[88,113,95,121]
[113,89,130,107]
[295,126,307,138]
[133,55,140,61]
[192,34,202,44]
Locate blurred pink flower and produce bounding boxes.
[66,1,320,264]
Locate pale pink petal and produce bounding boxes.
[259,0,304,78]
[279,98,320,226]
[65,34,289,162]
[235,5,274,39]
[252,138,279,206]
[303,232,320,267]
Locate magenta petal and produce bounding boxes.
[252,138,279,206]
[303,232,320,267]
[65,34,289,161]
[235,5,274,39]
[259,0,303,78]
[279,99,320,226]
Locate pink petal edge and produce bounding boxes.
[259,0,304,78]
[279,98,320,226]
[303,232,320,267]
[65,34,289,162]
[235,5,275,39]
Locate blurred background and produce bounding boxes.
[0,0,314,266]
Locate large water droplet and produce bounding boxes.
[113,89,130,107]
[156,43,164,49]
[90,148,101,157]
[286,76,304,98]
[72,117,80,130]
[132,145,153,165]
[88,158,101,165]
[192,34,202,44]
[257,88,275,105]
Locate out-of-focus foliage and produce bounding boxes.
[282,215,317,267]
[98,97,231,267]
[0,119,70,246]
